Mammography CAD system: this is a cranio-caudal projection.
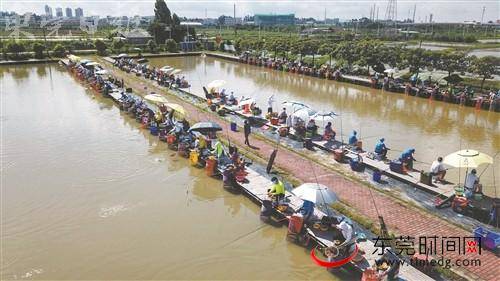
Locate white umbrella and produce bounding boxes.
[443,149,493,169]
[95,69,109,75]
[384,68,397,75]
[292,107,317,122]
[239,98,255,107]
[144,94,169,104]
[292,183,338,205]
[85,62,100,66]
[207,80,226,89]
[170,69,182,75]
[282,101,310,113]
[117,53,129,58]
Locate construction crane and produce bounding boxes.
[385,0,397,21]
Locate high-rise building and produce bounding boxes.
[55,7,63,17]
[65,7,73,18]
[44,5,53,18]
[75,8,83,18]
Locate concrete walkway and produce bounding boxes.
[99,60,498,281]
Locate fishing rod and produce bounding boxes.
[478,151,499,178]
[221,224,271,249]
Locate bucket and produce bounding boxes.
[454,186,464,196]
[166,134,176,145]
[270,118,279,126]
[230,122,237,132]
[243,104,251,114]
[356,140,363,150]
[389,160,403,173]
[205,157,217,177]
[150,125,159,136]
[178,142,187,157]
[333,149,344,162]
[373,170,382,182]
[349,159,362,171]
[189,150,199,166]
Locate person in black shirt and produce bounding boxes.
[243,120,251,146]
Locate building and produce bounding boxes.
[224,17,242,26]
[44,5,53,18]
[254,14,295,26]
[55,7,63,18]
[65,7,73,18]
[75,8,83,18]
[116,30,153,45]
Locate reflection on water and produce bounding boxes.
[150,56,499,196]
[1,64,335,280]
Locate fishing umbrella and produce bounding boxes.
[188,122,223,133]
[79,59,92,65]
[239,98,255,107]
[384,68,397,75]
[85,62,100,66]
[144,93,169,104]
[170,69,182,75]
[95,69,109,75]
[282,101,310,113]
[164,103,186,117]
[292,183,338,205]
[312,111,338,122]
[372,63,385,74]
[207,79,226,90]
[68,54,81,62]
[443,149,493,169]
[117,53,129,58]
[292,107,317,122]
[443,74,463,84]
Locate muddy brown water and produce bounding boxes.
[1,64,337,280]
[148,56,499,197]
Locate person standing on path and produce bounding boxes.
[244,120,251,146]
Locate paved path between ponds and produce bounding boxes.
[100,60,497,281]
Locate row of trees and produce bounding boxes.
[234,37,499,89]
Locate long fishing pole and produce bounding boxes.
[221,224,270,249]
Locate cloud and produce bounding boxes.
[1,0,498,22]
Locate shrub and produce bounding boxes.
[52,44,66,57]
[165,39,178,52]
[33,42,45,59]
[95,40,107,56]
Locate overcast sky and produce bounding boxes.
[1,0,498,23]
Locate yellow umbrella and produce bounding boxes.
[144,94,169,104]
[443,149,493,169]
[165,103,186,117]
[68,54,81,62]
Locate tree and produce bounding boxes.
[172,13,181,26]
[6,41,25,59]
[469,56,500,90]
[147,39,157,53]
[402,48,431,78]
[52,44,65,57]
[154,0,172,25]
[434,50,468,77]
[112,40,125,53]
[165,39,177,52]
[95,40,107,56]
[318,43,335,66]
[32,42,45,59]
[334,41,357,70]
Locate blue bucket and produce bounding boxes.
[230,122,237,132]
[373,170,382,182]
[150,126,159,136]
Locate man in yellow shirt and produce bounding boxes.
[269,177,285,204]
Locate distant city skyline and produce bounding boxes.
[1,0,499,23]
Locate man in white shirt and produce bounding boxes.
[267,95,274,113]
[430,157,446,183]
[465,169,481,196]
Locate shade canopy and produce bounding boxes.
[443,149,493,169]
[188,122,223,133]
[443,74,463,84]
[282,101,310,113]
[117,53,129,58]
[207,80,226,90]
[384,68,397,74]
[292,183,338,205]
[144,94,169,104]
